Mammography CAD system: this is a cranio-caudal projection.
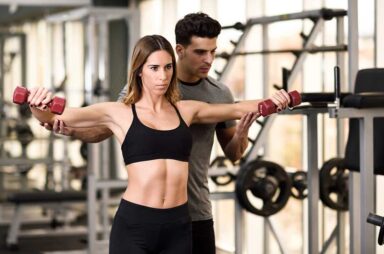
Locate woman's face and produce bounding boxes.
[140,50,174,96]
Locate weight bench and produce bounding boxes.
[328,68,384,253]
[5,190,87,250]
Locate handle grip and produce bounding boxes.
[13,86,66,115]
[258,90,302,117]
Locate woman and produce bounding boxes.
[27,35,290,254]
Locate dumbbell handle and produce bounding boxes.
[367,213,384,227]
[367,213,384,246]
[258,90,302,117]
[13,86,66,115]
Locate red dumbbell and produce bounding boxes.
[258,90,301,117]
[13,86,66,115]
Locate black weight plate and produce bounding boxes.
[210,156,235,186]
[290,171,308,200]
[319,157,349,211]
[235,160,291,217]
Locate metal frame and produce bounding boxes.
[346,1,361,254]
[6,200,88,247]
[0,31,28,220]
[329,107,384,254]
[279,101,384,254]
[0,0,90,6]
[283,106,329,254]
[217,8,347,254]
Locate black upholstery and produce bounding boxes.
[6,190,86,204]
[301,92,351,103]
[343,68,384,175]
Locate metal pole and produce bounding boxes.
[235,200,244,254]
[0,36,5,196]
[347,1,360,253]
[359,117,375,254]
[336,15,346,254]
[262,22,270,254]
[86,15,98,254]
[99,18,111,241]
[307,112,319,254]
[247,8,346,26]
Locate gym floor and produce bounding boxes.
[0,224,86,254]
[0,224,229,254]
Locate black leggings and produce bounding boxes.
[109,199,192,254]
[191,219,215,254]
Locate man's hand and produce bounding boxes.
[40,119,73,136]
[219,111,259,162]
[234,112,259,139]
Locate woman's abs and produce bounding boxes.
[123,159,188,208]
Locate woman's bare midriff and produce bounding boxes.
[123,159,188,209]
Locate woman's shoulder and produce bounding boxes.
[101,101,132,108]
[176,99,203,108]
[95,101,133,116]
[175,100,206,117]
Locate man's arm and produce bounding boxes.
[216,112,258,162]
[42,84,128,143]
[42,120,113,143]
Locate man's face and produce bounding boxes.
[177,36,217,79]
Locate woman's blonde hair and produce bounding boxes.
[123,35,180,105]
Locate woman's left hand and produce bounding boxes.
[269,89,291,112]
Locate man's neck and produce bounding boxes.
[177,62,200,83]
[178,78,202,86]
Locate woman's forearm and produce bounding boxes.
[30,106,56,125]
[233,100,262,118]
[188,99,262,125]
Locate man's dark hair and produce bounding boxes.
[175,12,221,45]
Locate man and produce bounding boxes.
[45,13,257,254]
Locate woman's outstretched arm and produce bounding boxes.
[27,87,114,129]
[180,89,291,125]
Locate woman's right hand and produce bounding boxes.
[27,87,53,111]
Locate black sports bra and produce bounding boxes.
[121,104,192,165]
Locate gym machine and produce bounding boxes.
[212,8,348,254]
[328,68,384,254]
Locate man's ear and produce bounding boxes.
[175,44,185,59]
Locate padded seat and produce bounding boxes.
[343,68,384,175]
[301,92,351,103]
[343,92,384,108]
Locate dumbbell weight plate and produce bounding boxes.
[235,160,291,217]
[14,122,34,148]
[80,142,87,161]
[290,171,308,200]
[319,157,349,211]
[209,156,235,186]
